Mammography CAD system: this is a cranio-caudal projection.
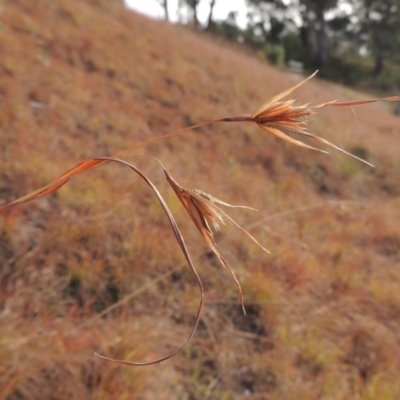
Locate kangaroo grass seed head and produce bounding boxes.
[249,71,375,166]
[164,168,269,315]
[250,70,317,142]
[221,71,400,167]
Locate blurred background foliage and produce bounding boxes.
[165,0,400,92]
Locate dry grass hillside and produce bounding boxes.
[1,0,400,399]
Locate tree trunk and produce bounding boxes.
[306,11,318,61]
[157,0,169,21]
[206,0,216,31]
[192,0,199,29]
[373,51,384,77]
[163,0,169,22]
[316,8,327,65]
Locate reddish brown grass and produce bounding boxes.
[1,0,400,398]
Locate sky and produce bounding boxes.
[124,0,249,29]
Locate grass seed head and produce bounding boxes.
[164,170,224,246]
[164,168,269,315]
[246,71,383,166]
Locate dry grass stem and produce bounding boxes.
[87,157,204,366]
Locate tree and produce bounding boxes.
[216,11,243,41]
[206,0,217,31]
[354,0,400,76]
[179,0,200,28]
[298,0,339,66]
[156,0,169,22]
[245,0,291,44]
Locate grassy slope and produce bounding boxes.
[1,0,400,399]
